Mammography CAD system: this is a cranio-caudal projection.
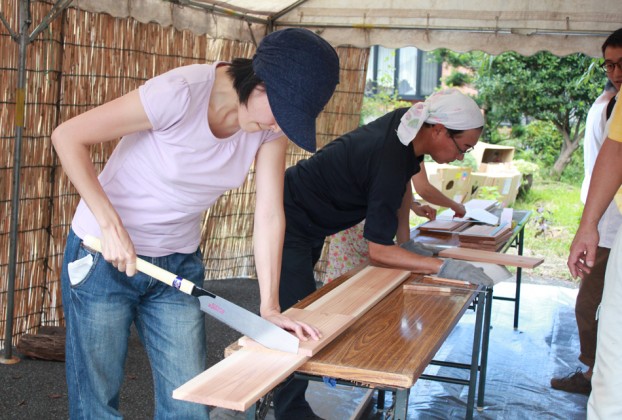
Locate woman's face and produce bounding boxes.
[429,126,482,164]
[237,86,282,134]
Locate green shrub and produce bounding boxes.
[444,70,472,87]
[517,120,563,169]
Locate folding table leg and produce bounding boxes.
[393,388,410,420]
[376,389,385,409]
[466,288,485,420]
[478,287,494,411]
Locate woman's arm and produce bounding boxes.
[51,90,152,275]
[253,136,320,340]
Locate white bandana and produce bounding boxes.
[396,88,485,146]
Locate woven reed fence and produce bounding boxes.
[0,0,368,350]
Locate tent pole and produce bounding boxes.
[1,0,31,365]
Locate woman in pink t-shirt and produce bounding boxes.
[52,28,339,418]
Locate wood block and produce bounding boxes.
[16,326,66,361]
[439,247,544,269]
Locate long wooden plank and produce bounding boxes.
[239,266,412,356]
[439,247,544,269]
[173,348,307,411]
[173,266,410,411]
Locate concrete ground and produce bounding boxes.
[1,277,588,420]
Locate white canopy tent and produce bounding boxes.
[75,0,622,57]
[2,0,621,361]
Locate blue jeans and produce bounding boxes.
[61,229,209,419]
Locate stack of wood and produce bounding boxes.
[417,219,471,237]
[457,224,513,251]
[457,208,514,251]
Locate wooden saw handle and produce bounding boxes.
[82,234,197,296]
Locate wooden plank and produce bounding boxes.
[404,277,478,294]
[403,283,452,294]
[439,247,544,269]
[172,349,307,411]
[304,266,411,316]
[420,276,472,287]
[418,219,470,234]
[458,224,511,238]
[173,266,410,411]
[238,309,355,357]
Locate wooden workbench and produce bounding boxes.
[276,268,486,419]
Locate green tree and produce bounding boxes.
[434,50,606,179]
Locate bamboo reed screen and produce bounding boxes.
[0,0,368,350]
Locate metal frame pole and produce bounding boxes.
[1,0,72,364]
[1,0,31,365]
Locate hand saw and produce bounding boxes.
[83,235,299,354]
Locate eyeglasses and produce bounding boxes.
[446,129,474,155]
[601,60,622,73]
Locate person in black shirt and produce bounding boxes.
[274,88,491,420]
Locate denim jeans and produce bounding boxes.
[61,229,209,419]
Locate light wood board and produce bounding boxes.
[173,266,410,411]
[238,308,355,357]
[439,247,544,269]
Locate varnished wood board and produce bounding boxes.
[298,281,476,388]
[173,266,410,410]
[439,247,544,269]
[458,224,511,238]
[238,308,355,357]
[418,219,470,233]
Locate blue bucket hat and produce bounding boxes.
[253,28,340,152]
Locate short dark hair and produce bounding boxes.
[226,58,264,106]
[602,28,622,56]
